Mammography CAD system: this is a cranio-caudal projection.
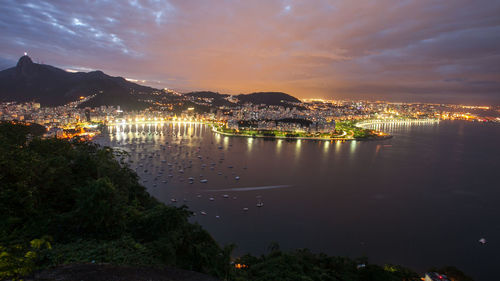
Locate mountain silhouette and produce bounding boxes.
[0,56,157,109]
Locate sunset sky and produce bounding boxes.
[1,0,499,103]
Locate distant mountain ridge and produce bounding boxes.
[184,91,301,107]
[0,55,157,109]
[0,56,302,109]
[236,92,301,105]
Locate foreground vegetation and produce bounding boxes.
[0,122,471,280]
[0,122,231,279]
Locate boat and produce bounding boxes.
[243,207,249,211]
[200,211,207,215]
[235,176,240,180]
[200,179,208,183]
[170,198,177,203]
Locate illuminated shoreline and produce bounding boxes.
[211,126,390,141]
[355,118,440,129]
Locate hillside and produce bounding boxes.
[184,91,302,107]
[236,92,301,106]
[0,122,232,280]
[0,56,157,109]
[0,57,303,110]
[184,91,229,99]
[184,91,234,107]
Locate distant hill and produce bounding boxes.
[0,56,302,110]
[184,91,229,99]
[236,92,301,106]
[184,91,234,107]
[0,56,158,109]
[184,91,302,107]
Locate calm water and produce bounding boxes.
[94,121,500,280]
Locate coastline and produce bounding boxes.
[211,125,392,141]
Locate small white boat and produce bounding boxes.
[223,194,229,198]
[209,197,215,201]
[200,211,207,215]
[256,202,264,207]
[170,198,177,203]
[235,176,240,180]
[200,179,208,183]
[243,207,249,211]
[479,238,487,244]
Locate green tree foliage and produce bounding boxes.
[231,245,420,281]
[0,122,230,278]
[0,237,51,280]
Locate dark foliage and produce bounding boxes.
[232,246,420,281]
[0,122,231,278]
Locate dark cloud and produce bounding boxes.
[0,0,499,103]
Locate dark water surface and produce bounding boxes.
[95,121,499,280]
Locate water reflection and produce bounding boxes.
[95,121,500,280]
[276,139,283,154]
[349,140,357,155]
[247,137,254,153]
[295,139,302,162]
[323,140,330,154]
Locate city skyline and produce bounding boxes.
[1,0,500,104]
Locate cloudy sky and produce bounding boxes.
[1,0,499,103]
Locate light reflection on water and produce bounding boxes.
[95,121,500,281]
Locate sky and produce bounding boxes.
[1,0,500,104]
